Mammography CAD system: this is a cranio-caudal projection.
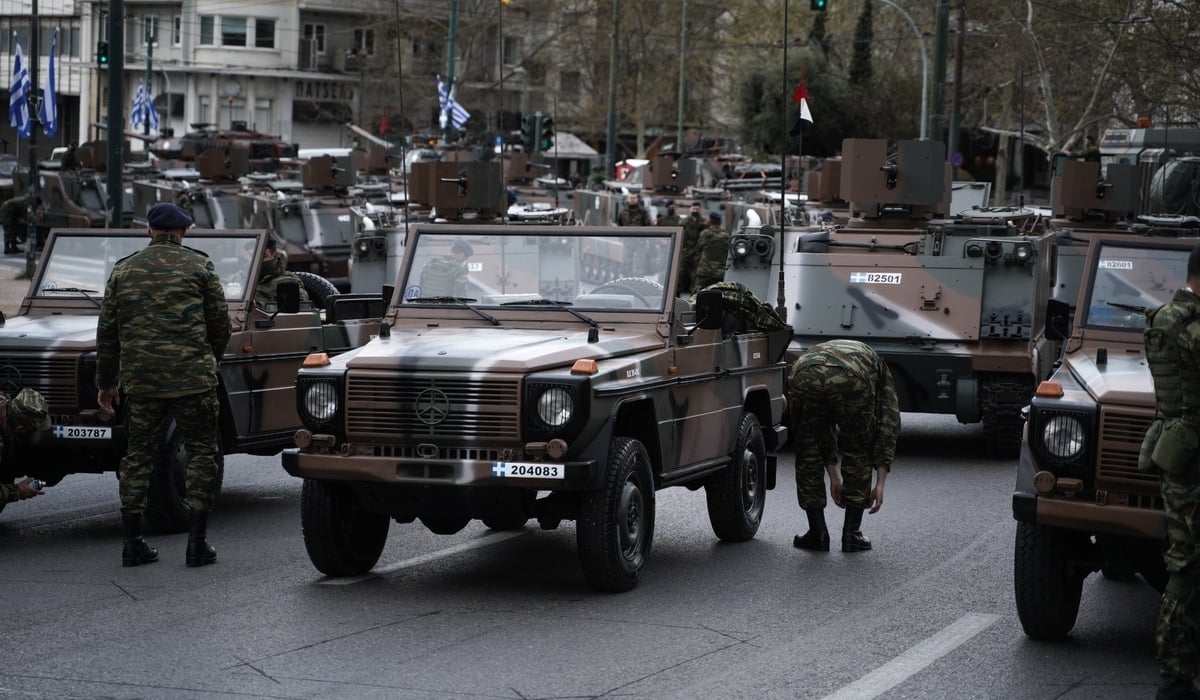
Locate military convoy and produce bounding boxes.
[1012,232,1198,640]
[0,228,384,530]
[282,224,792,591]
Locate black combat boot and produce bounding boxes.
[121,512,159,567]
[793,508,830,551]
[186,510,217,567]
[842,506,872,552]
[1158,676,1200,700]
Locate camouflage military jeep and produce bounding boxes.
[0,228,384,530]
[282,224,792,592]
[1013,233,1198,640]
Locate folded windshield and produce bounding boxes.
[1083,242,1190,330]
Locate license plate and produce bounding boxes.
[491,462,563,479]
[53,425,113,440]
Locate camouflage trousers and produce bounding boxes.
[119,389,221,513]
[1157,465,1200,679]
[790,365,877,510]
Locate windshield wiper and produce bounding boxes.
[501,299,598,329]
[407,296,499,326]
[1107,301,1148,314]
[41,286,102,308]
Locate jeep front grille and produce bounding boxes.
[1096,408,1157,494]
[0,355,77,410]
[345,372,521,443]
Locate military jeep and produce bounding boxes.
[0,228,384,530]
[1013,233,1199,640]
[282,224,792,592]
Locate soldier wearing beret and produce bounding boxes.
[679,201,706,294]
[0,388,51,505]
[655,199,682,228]
[691,210,730,294]
[254,233,309,311]
[96,202,231,568]
[419,238,473,298]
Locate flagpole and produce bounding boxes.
[776,0,788,322]
[25,2,41,277]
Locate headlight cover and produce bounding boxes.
[537,387,574,428]
[1042,413,1086,460]
[302,381,340,425]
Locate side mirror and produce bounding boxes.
[1044,298,1071,342]
[382,284,395,304]
[276,280,302,315]
[692,289,725,331]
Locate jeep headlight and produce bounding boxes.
[1042,414,1086,459]
[537,387,574,428]
[301,380,340,426]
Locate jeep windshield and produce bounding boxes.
[35,231,261,303]
[399,230,673,311]
[1081,240,1190,331]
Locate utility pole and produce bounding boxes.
[106,0,125,227]
[675,0,687,153]
[604,0,620,178]
[948,0,965,160]
[931,0,950,142]
[24,0,40,277]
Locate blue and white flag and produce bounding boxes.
[437,74,469,130]
[39,27,58,137]
[130,79,160,132]
[8,33,31,139]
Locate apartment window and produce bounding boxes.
[255,19,275,49]
[144,16,158,43]
[502,36,522,66]
[221,17,247,47]
[304,24,326,54]
[173,16,181,46]
[254,98,272,134]
[353,28,374,56]
[199,16,214,45]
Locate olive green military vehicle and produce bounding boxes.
[1012,232,1200,640]
[727,138,1059,456]
[0,228,385,530]
[282,224,792,592]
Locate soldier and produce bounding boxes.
[656,199,681,227]
[789,339,900,553]
[59,141,81,171]
[691,211,729,293]
[419,238,473,298]
[96,202,231,568]
[0,388,51,506]
[1141,242,1200,700]
[617,193,650,227]
[699,281,788,333]
[1,195,27,255]
[255,234,310,311]
[679,201,706,294]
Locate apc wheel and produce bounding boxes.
[301,479,389,577]
[146,420,225,534]
[420,513,471,535]
[292,270,339,310]
[1014,521,1086,640]
[706,412,766,542]
[577,437,655,592]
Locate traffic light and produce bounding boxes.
[810,0,827,9]
[538,115,555,152]
[521,114,538,152]
[97,41,109,67]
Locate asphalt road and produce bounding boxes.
[0,414,1162,699]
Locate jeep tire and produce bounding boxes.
[577,437,655,592]
[145,420,225,533]
[706,412,767,542]
[292,271,340,310]
[301,479,390,577]
[1014,521,1086,640]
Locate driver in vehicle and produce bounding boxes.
[255,234,309,311]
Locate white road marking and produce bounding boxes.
[821,612,1001,700]
[317,530,530,586]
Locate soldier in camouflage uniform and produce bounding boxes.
[1142,243,1200,700]
[617,193,650,227]
[419,238,473,298]
[1,195,27,255]
[679,201,706,295]
[96,203,231,568]
[691,211,729,294]
[789,339,900,553]
[655,199,681,228]
[255,234,310,311]
[0,389,51,506]
[700,281,788,332]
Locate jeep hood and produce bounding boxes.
[344,326,663,372]
[1063,351,1154,408]
[0,314,98,350]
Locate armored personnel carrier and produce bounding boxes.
[727,138,1059,455]
[1012,232,1198,639]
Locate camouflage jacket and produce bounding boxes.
[255,259,311,311]
[419,255,469,298]
[679,214,707,293]
[617,204,651,227]
[1145,289,1200,421]
[692,225,730,292]
[791,339,901,469]
[97,236,232,396]
[656,213,682,227]
[702,281,788,332]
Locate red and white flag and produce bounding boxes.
[792,78,813,124]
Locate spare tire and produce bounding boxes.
[292,271,339,310]
[591,277,665,308]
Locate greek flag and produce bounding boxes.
[437,74,469,130]
[8,33,31,139]
[39,28,58,137]
[130,79,160,132]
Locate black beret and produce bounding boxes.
[708,211,722,222]
[452,238,474,257]
[146,202,194,231]
[266,233,278,251]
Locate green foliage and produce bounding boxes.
[849,0,873,86]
